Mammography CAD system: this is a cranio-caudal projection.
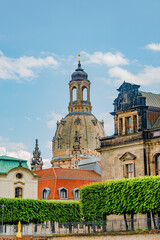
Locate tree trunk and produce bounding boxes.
[87,224,91,233]
[131,212,134,231]
[152,212,157,229]
[34,221,37,233]
[124,213,128,231]
[92,220,96,233]
[69,223,72,233]
[147,212,151,230]
[158,212,160,229]
[51,222,55,233]
[102,213,107,232]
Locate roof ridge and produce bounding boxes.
[140,90,160,96]
[0,155,27,161]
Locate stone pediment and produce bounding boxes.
[119,152,136,161]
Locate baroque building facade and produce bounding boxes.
[98,82,160,181]
[0,156,39,199]
[51,57,106,168]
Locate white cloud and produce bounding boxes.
[0,147,32,167]
[0,137,51,169]
[146,43,160,51]
[98,112,114,136]
[0,139,27,151]
[81,51,129,66]
[0,136,31,166]
[24,116,32,121]
[108,65,160,86]
[47,112,64,129]
[0,50,59,81]
[43,158,51,169]
[46,141,52,150]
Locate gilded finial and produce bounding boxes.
[78,54,81,62]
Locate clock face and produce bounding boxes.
[75,160,78,166]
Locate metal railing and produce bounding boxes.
[1,217,160,235]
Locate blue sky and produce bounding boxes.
[0,0,160,167]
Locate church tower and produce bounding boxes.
[31,139,43,170]
[68,54,92,114]
[51,55,106,169]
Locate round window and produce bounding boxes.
[16,173,22,179]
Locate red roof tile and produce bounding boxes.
[34,168,101,200]
[97,161,101,165]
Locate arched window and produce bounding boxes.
[58,187,68,199]
[155,154,160,175]
[82,87,87,101]
[42,188,50,199]
[73,188,80,199]
[72,87,77,101]
[15,187,23,198]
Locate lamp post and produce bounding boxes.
[1,204,5,234]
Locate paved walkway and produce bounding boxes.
[50,234,160,240]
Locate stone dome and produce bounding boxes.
[53,112,105,152]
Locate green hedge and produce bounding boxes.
[0,198,81,224]
[80,176,160,221]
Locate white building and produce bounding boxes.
[0,155,39,199]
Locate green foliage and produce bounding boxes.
[0,198,81,224]
[80,176,160,221]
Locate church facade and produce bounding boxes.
[51,56,106,169]
[32,57,105,200]
[98,82,160,181]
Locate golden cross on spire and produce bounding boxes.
[78,54,81,62]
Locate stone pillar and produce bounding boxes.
[131,115,134,134]
[114,115,118,135]
[70,86,72,103]
[87,86,90,102]
[77,83,81,104]
[122,117,126,135]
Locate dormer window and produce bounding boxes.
[58,187,68,199]
[42,188,50,199]
[73,188,80,199]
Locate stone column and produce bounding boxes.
[70,86,72,103]
[87,86,90,102]
[122,117,126,135]
[131,115,134,133]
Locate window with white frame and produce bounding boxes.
[126,163,134,178]
[58,187,68,199]
[42,188,50,199]
[73,188,80,199]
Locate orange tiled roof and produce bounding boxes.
[34,168,101,200]
[33,168,56,178]
[34,168,101,180]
